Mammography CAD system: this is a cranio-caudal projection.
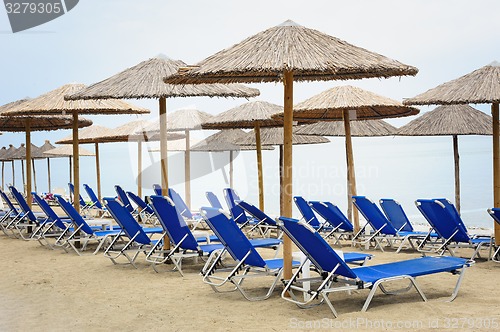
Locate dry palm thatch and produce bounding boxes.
[65,56,260,100]
[0,147,8,161]
[165,20,418,85]
[296,119,397,137]
[404,62,500,105]
[202,101,284,129]
[56,125,112,144]
[191,129,273,151]
[281,85,419,121]
[0,99,93,131]
[44,145,95,157]
[240,127,329,146]
[33,140,56,158]
[12,143,41,160]
[396,105,491,136]
[1,84,150,116]
[3,145,17,161]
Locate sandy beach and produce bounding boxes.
[0,227,499,332]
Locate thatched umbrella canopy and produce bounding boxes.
[202,101,284,210]
[164,19,418,279]
[2,145,17,189]
[0,97,93,205]
[11,143,42,193]
[1,83,148,212]
[192,129,273,189]
[144,107,213,208]
[404,61,500,244]
[44,145,95,187]
[65,55,259,200]
[0,146,8,191]
[396,105,492,214]
[272,85,418,230]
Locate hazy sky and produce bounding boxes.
[1,0,499,145]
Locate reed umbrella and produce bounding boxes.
[35,140,57,193]
[144,107,213,208]
[202,101,284,210]
[404,61,500,244]
[239,127,329,212]
[395,105,491,214]
[273,85,418,231]
[44,145,95,188]
[295,115,398,222]
[65,55,259,199]
[0,146,8,190]
[0,97,93,206]
[165,19,418,278]
[2,145,18,188]
[1,83,148,212]
[12,143,41,193]
[191,129,273,189]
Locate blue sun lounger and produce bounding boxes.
[103,197,163,268]
[0,189,21,236]
[353,196,430,253]
[416,199,493,260]
[126,191,156,224]
[114,185,137,215]
[153,184,162,196]
[54,195,122,255]
[169,188,203,228]
[83,184,108,217]
[487,208,500,262]
[206,191,224,209]
[200,206,301,301]
[223,188,259,229]
[309,201,354,242]
[68,182,91,213]
[279,216,473,317]
[237,200,278,237]
[379,198,416,232]
[9,186,46,240]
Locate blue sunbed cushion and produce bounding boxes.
[199,243,225,253]
[343,252,372,263]
[249,238,282,248]
[263,258,300,270]
[353,256,471,284]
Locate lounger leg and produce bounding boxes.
[321,293,339,318]
[448,265,467,302]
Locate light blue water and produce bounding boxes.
[2,134,494,230]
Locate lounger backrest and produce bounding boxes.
[32,192,66,229]
[238,200,276,226]
[416,199,470,243]
[293,196,320,227]
[9,186,37,222]
[223,188,248,225]
[279,216,357,279]
[68,183,86,207]
[153,184,162,196]
[201,207,266,268]
[150,195,199,250]
[127,191,154,214]
[309,201,354,232]
[352,196,398,235]
[379,198,414,232]
[114,185,133,212]
[83,184,103,209]
[0,189,18,212]
[104,198,151,245]
[169,188,193,219]
[54,195,94,235]
[488,208,500,226]
[206,191,223,209]
[433,198,469,237]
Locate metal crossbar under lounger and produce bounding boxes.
[279,217,473,318]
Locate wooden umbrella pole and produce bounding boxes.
[25,119,32,208]
[137,141,142,198]
[21,160,25,192]
[279,145,284,215]
[255,122,264,211]
[282,70,293,281]
[229,150,234,188]
[95,143,102,202]
[11,161,15,187]
[492,103,500,246]
[69,156,72,192]
[344,111,359,232]
[32,159,37,194]
[1,161,4,191]
[159,97,170,251]
[185,129,191,209]
[47,158,51,193]
[346,165,352,221]
[453,135,461,214]
[72,110,80,212]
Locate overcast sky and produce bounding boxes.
[1,0,500,145]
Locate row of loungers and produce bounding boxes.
[0,185,498,318]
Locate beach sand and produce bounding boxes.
[0,230,499,332]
